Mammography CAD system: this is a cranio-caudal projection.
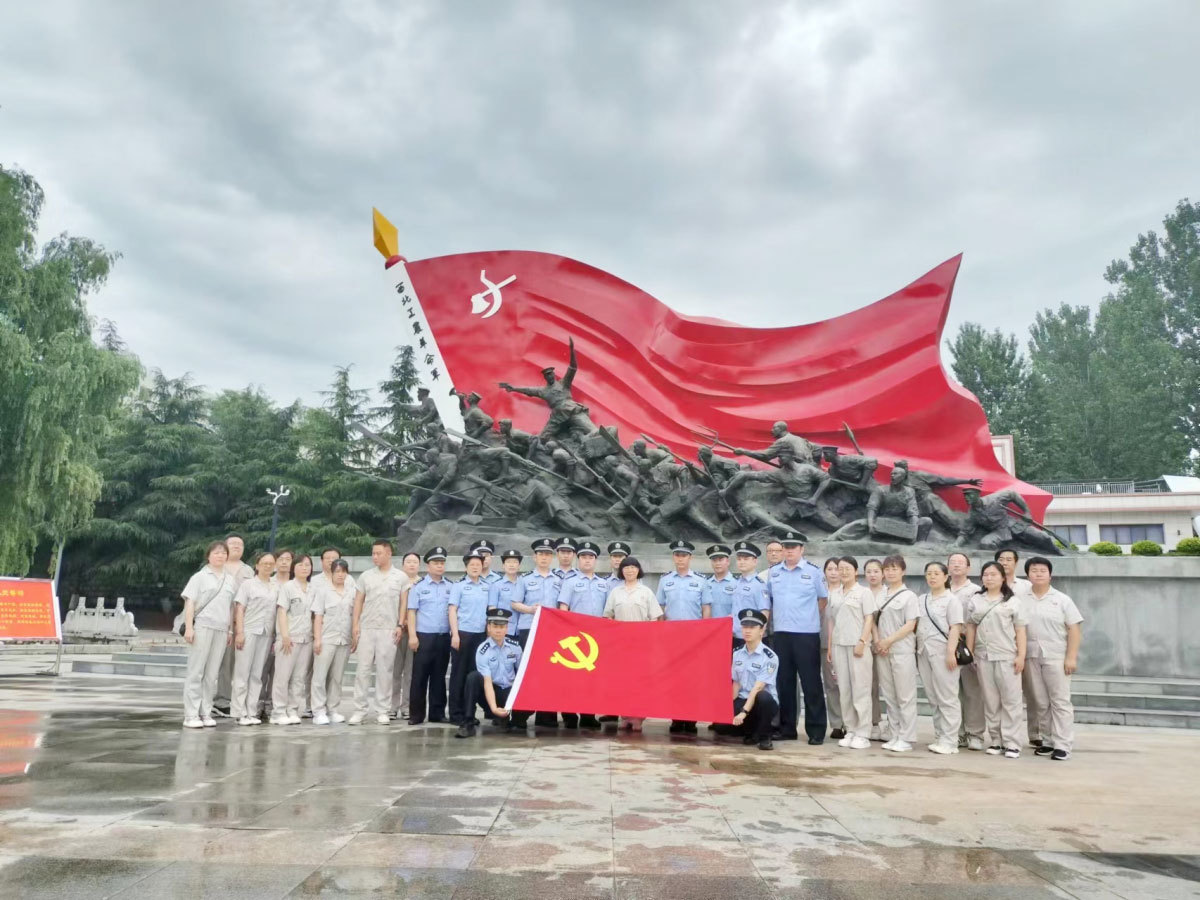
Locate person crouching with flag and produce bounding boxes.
[456,608,523,738]
[730,609,780,751]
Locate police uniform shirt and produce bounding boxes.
[311,580,356,645]
[731,575,770,637]
[481,570,503,587]
[764,560,828,633]
[732,643,780,701]
[829,583,878,646]
[970,595,1028,662]
[566,573,609,617]
[657,570,708,620]
[915,591,965,653]
[703,573,736,633]
[311,570,357,595]
[277,581,315,643]
[233,578,277,636]
[409,575,453,634]
[488,577,521,636]
[512,571,562,631]
[1024,587,1083,660]
[182,567,238,631]
[876,587,919,652]
[449,577,492,633]
[357,566,411,630]
[476,636,523,689]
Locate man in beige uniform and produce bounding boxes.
[1023,557,1083,760]
[390,551,422,719]
[215,535,254,715]
[948,552,984,750]
[351,540,410,725]
[995,548,1037,746]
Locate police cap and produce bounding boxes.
[576,541,600,556]
[668,539,695,554]
[554,537,578,552]
[470,539,496,554]
[486,607,513,625]
[778,530,806,546]
[733,540,761,558]
[462,550,485,565]
[531,538,556,552]
[607,541,632,557]
[738,608,768,627]
[423,546,448,562]
[500,549,523,562]
[705,544,732,559]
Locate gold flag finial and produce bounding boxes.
[372,207,399,259]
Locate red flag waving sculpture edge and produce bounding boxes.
[509,607,735,724]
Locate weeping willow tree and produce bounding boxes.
[0,167,140,575]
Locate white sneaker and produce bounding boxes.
[837,735,853,747]
[849,736,871,750]
[201,717,217,727]
[888,740,913,752]
[348,713,365,725]
[330,712,346,723]
[183,718,204,729]
[313,712,330,725]
[286,713,302,725]
[269,714,287,725]
[881,739,896,751]
[967,737,985,751]
[237,717,256,726]
[376,714,390,725]
[869,726,883,741]
[928,742,958,755]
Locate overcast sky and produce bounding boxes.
[4,0,1197,408]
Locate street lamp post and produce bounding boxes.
[266,485,290,552]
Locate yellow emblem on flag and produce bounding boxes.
[550,631,599,671]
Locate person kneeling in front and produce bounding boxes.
[456,608,523,738]
[731,609,780,751]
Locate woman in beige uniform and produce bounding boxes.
[231,552,277,726]
[915,561,964,755]
[257,549,294,720]
[948,551,984,750]
[1023,556,1083,761]
[603,556,662,731]
[873,554,919,752]
[312,558,356,725]
[967,561,1027,758]
[271,554,315,725]
[863,559,887,740]
[827,556,877,749]
[821,558,845,740]
[180,541,237,729]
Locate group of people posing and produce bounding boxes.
[178,532,1083,759]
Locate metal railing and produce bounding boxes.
[1032,479,1168,496]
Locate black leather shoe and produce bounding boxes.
[454,723,475,739]
[829,728,846,740]
[776,732,799,741]
[742,735,756,745]
[758,738,774,751]
[807,737,824,745]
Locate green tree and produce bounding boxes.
[0,167,140,574]
[374,344,423,474]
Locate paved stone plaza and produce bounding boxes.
[0,670,1198,899]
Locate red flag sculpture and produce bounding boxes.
[372,210,1049,519]
[508,607,734,723]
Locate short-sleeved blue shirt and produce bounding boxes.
[409,575,453,634]
[732,642,779,700]
[476,636,523,689]
[512,571,561,632]
[764,560,827,633]
[657,570,708,621]
[563,573,609,616]
[449,577,491,633]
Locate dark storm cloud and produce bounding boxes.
[2,0,1196,405]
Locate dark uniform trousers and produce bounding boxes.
[409,632,451,724]
[448,631,487,724]
[464,671,513,726]
[773,631,827,740]
[735,694,779,742]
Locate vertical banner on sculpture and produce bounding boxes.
[0,578,61,642]
[508,607,735,723]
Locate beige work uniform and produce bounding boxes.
[875,587,919,743]
[215,561,254,709]
[867,585,886,728]
[181,567,237,721]
[231,577,277,719]
[829,583,877,739]
[353,567,410,716]
[951,581,984,741]
[820,584,842,730]
[916,590,965,746]
[273,580,315,717]
[1008,577,1039,742]
[311,580,356,717]
[1025,586,1083,752]
[971,594,1027,751]
[307,570,355,713]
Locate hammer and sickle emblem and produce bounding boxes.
[469,269,515,319]
[549,631,599,671]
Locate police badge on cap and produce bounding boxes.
[734,540,761,558]
[778,530,806,546]
[423,546,448,562]
[668,539,695,554]
[554,537,578,552]
[738,608,768,627]
[531,538,556,552]
[470,539,496,554]
[705,544,732,559]
[462,550,485,565]
[576,541,600,556]
[486,607,513,625]
[500,549,523,561]
[607,541,631,557]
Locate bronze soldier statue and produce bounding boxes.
[954,487,1060,554]
[732,421,819,467]
[830,460,932,543]
[498,338,598,441]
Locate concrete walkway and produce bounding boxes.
[0,669,1197,898]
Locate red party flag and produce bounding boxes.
[508,607,735,723]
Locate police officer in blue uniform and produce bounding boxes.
[553,537,579,583]
[605,541,632,592]
[658,539,709,735]
[731,541,770,651]
[448,550,492,725]
[488,549,523,638]
[764,530,829,743]
[730,609,779,750]
[513,537,563,727]
[406,546,455,725]
[456,608,524,738]
[558,540,608,729]
[702,544,737,645]
[470,539,503,587]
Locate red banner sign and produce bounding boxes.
[509,607,734,723]
[0,578,61,642]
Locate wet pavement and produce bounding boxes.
[1,671,1198,898]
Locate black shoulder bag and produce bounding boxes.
[924,593,973,667]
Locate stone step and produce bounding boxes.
[1074,707,1200,729]
[70,659,188,678]
[1072,692,1200,712]
[1072,675,1200,698]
